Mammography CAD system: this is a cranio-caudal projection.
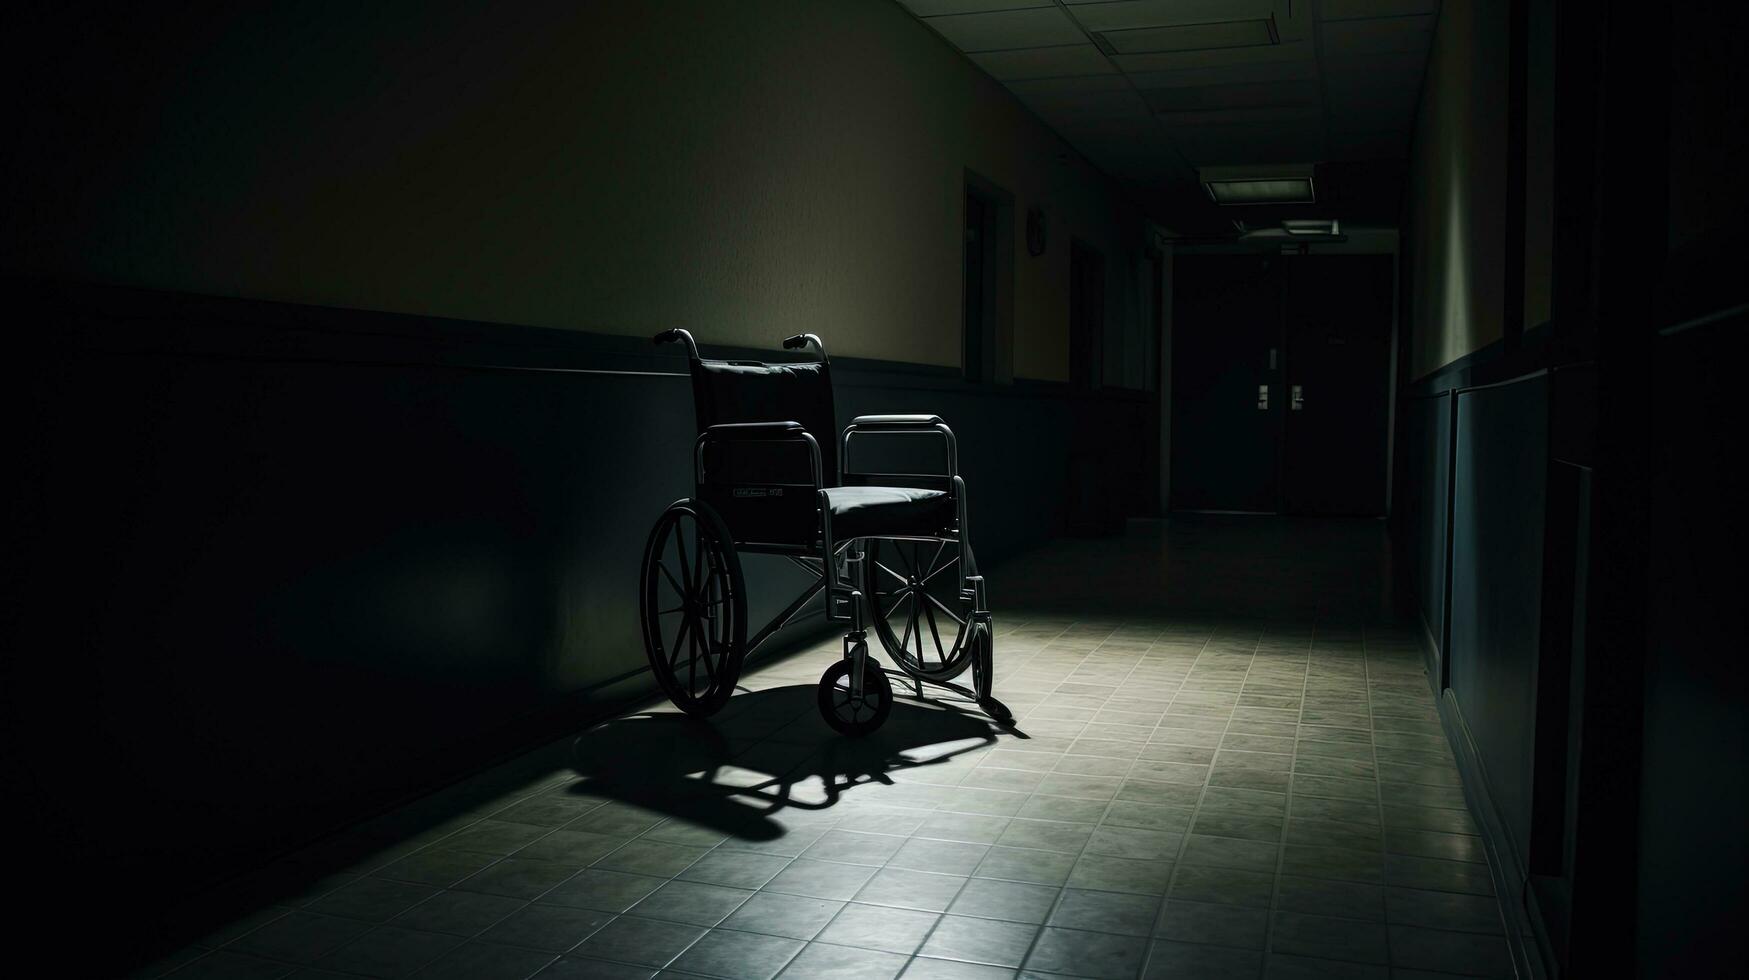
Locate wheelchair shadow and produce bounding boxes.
[563,686,1000,842]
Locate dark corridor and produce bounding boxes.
[1,1,1744,978]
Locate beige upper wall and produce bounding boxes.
[1404,0,1510,380]
[1,1,1142,380]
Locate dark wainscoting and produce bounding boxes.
[1398,391,1453,671]
[1635,307,1746,976]
[1390,342,1553,979]
[0,278,1154,966]
[1447,372,1549,873]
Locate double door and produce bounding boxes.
[1169,253,1394,516]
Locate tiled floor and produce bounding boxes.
[146,518,1516,979]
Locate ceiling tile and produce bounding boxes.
[969,44,1118,80]
[1318,0,1438,21]
[925,7,1085,52]
[1325,72,1422,114]
[1142,80,1317,112]
[1168,123,1326,166]
[1327,103,1418,140]
[1049,111,1160,133]
[1085,146,1179,170]
[1323,49,1428,75]
[1099,19,1279,54]
[1021,89,1153,120]
[1067,0,1277,32]
[1007,74,1136,97]
[1157,105,1322,127]
[1125,60,1318,90]
[1319,14,1435,56]
[1326,128,1411,159]
[898,0,1051,15]
[1112,40,1309,72]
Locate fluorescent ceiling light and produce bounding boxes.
[1206,179,1315,204]
[1200,164,1317,205]
[1283,218,1339,235]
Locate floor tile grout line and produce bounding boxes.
[1365,615,1397,971]
[1260,619,1318,974]
[996,618,1128,978]
[766,615,1081,978]
[919,617,1171,977]
[1135,623,1252,979]
[515,670,832,974]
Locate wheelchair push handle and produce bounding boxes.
[782,334,828,361]
[653,328,700,359]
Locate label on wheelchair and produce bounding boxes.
[732,487,784,498]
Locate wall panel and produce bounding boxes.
[1447,374,1548,869]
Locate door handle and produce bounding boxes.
[1291,385,1304,411]
[1257,384,1269,410]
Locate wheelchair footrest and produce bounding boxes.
[883,670,1014,727]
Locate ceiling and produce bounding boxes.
[897,0,1440,237]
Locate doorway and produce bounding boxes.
[963,173,1013,384]
[1169,252,1394,516]
[964,192,991,383]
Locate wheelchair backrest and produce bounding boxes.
[689,357,839,488]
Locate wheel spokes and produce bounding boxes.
[692,525,706,598]
[922,541,946,583]
[863,540,972,675]
[906,584,922,659]
[646,508,743,709]
[675,522,694,594]
[923,599,944,665]
[687,606,700,695]
[657,561,686,599]
[670,615,691,669]
[923,553,959,586]
[925,591,966,626]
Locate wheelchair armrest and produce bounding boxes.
[848,414,943,427]
[696,422,822,488]
[841,416,957,482]
[705,421,806,439]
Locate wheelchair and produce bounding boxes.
[640,329,1012,736]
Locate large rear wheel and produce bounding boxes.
[864,538,974,683]
[640,500,746,717]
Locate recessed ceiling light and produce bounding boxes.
[1283,218,1339,235]
[1200,164,1316,205]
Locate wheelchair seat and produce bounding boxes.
[821,485,953,540]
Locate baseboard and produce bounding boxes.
[1415,634,1550,980]
[1415,602,1442,690]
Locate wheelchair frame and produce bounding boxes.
[645,329,1011,734]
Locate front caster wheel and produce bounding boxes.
[818,655,893,736]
